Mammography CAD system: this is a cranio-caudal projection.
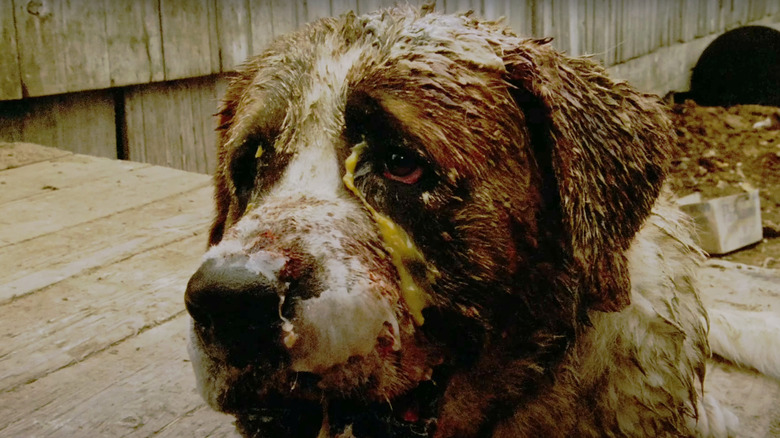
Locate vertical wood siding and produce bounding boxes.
[2,0,777,100]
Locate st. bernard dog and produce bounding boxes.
[184,6,780,437]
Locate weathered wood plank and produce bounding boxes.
[647,0,658,55]
[737,0,752,26]
[0,142,70,171]
[176,76,219,173]
[331,0,358,16]
[0,185,211,303]
[124,76,220,174]
[160,0,219,80]
[216,0,253,71]
[616,0,629,62]
[0,90,116,158]
[104,0,165,86]
[695,0,707,38]
[551,0,569,54]
[249,0,274,52]
[0,0,21,100]
[706,0,720,35]
[567,0,582,56]
[507,0,533,36]
[170,80,195,171]
[52,90,116,158]
[207,0,222,73]
[770,0,780,17]
[444,0,480,15]
[483,0,509,21]
[195,76,221,174]
[271,0,298,36]
[680,0,698,42]
[632,0,642,57]
[299,0,331,24]
[124,84,148,164]
[13,0,65,96]
[14,0,112,97]
[671,0,683,42]
[657,0,671,48]
[139,83,173,168]
[539,0,553,39]
[356,0,403,14]
[606,0,620,65]
[0,315,236,437]
[0,164,209,246]
[0,154,147,205]
[747,0,762,22]
[60,0,111,93]
[718,0,731,33]
[0,234,204,392]
[591,0,606,62]
[580,0,592,55]
[629,0,640,60]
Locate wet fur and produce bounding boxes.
[191,6,743,437]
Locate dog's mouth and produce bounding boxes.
[229,370,449,437]
[199,305,487,438]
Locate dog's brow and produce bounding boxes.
[372,92,484,179]
[225,91,287,157]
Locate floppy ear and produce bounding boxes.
[504,39,673,312]
[209,71,254,247]
[208,104,233,247]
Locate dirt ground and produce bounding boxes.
[668,101,780,267]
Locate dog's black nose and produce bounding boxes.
[185,257,281,336]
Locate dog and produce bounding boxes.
[184,6,779,437]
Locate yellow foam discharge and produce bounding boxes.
[342,142,434,326]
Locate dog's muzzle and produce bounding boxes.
[184,195,407,374]
[185,249,296,367]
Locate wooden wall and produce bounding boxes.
[1,0,779,173]
[3,0,779,101]
[123,75,226,174]
[0,90,116,158]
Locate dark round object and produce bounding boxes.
[688,25,780,107]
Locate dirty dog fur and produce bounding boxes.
[184,6,760,438]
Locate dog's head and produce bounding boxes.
[185,7,672,437]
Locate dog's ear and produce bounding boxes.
[209,72,251,247]
[209,103,232,247]
[504,39,673,312]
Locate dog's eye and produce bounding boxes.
[383,150,423,184]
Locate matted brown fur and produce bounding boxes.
[185,6,734,438]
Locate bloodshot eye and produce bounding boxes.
[383,150,423,184]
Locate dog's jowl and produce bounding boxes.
[184,6,773,438]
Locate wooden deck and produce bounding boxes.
[0,142,238,437]
[0,141,778,437]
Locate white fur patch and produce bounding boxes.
[291,284,398,373]
[272,141,343,201]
